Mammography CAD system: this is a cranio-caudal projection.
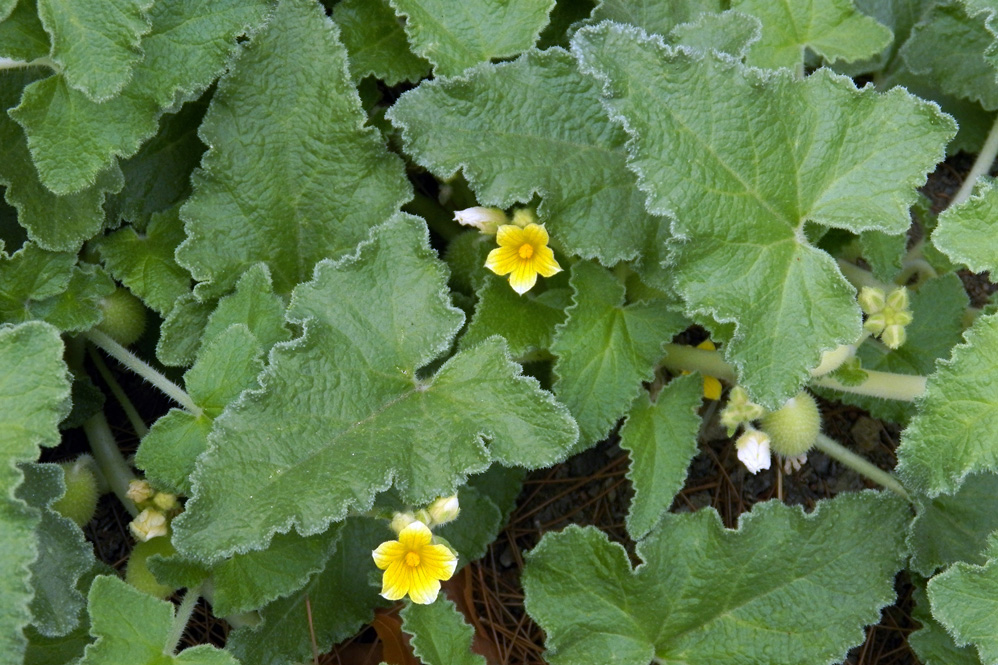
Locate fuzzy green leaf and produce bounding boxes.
[733,0,892,70]
[203,264,291,354]
[0,321,69,659]
[331,0,429,84]
[908,472,998,576]
[10,0,270,195]
[668,10,762,58]
[552,261,686,448]
[173,215,577,562]
[37,0,152,101]
[95,208,191,316]
[387,48,663,267]
[79,575,237,665]
[586,0,723,35]
[387,0,554,76]
[898,312,998,496]
[461,275,569,358]
[401,599,485,665]
[935,177,998,273]
[909,581,984,665]
[929,555,998,664]
[0,0,49,62]
[176,0,411,299]
[155,294,211,367]
[619,373,703,540]
[572,22,954,407]
[523,492,909,665]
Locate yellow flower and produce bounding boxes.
[484,223,562,295]
[371,520,457,604]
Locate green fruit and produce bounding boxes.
[96,288,147,346]
[760,391,821,457]
[52,457,99,527]
[126,537,177,599]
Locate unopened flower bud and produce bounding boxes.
[886,287,909,312]
[863,312,887,336]
[390,512,417,535]
[735,429,771,475]
[152,492,178,512]
[511,207,537,228]
[858,286,886,315]
[453,207,506,234]
[126,479,154,504]
[882,324,907,349]
[426,495,460,526]
[129,509,167,542]
[720,386,766,434]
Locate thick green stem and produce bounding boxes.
[165,583,202,655]
[953,113,998,207]
[82,412,138,517]
[88,346,149,437]
[660,344,737,382]
[812,369,926,402]
[813,434,911,501]
[86,329,202,417]
[837,258,890,292]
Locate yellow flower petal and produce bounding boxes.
[495,224,525,247]
[521,223,549,247]
[397,520,433,549]
[509,260,538,295]
[372,540,406,570]
[703,375,722,401]
[381,560,410,600]
[420,544,458,579]
[485,246,520,276]
[531,246,562,277]
[407,570,442,605]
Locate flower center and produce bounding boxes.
[404,551,421,567]
[518,243,534,259]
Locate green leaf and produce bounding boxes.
[10,0,271,195]
[226,518,390,665]
[173,215,577,562]
[155,294,211,367]
[436,486,502,567]
[387,0,554,76]
[0,0,49,62]
[24,561,112,665]
[572,22,954,407]
[202,263,291,355]
[460,274,569,358]
[669,10,762,58]
[0,0,14,21]
[908,472,998,576]
[935,177,998,273]
[732,0,892,70]
[833,0,930,77]
[909,580,984,665]
[619,373,703,540]
[898,312,998,496]
[37,0,152,101]
[929,555,998,664]
[136,324,264,493]
[17,463,94,637]
[176,0,412,300]
[552,261,686,447]
[522,491,909,665]
[387,48,663,267]
[36,263,116,333]
[401,598,485,665]
[331,0,429,84]
[0,321,69,660]
[79,575,237,665]
[586,0,723,35]
[95,208,191,316]
[900,0,998,110]
[0,69,123,252]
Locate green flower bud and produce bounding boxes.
[126,537,177,599]
[52,457,99,527]
[390,511,416,534]
[511,207,537,228]
[426,495,460,526]
[886,286,910,312]
[760,391,821,457]
[881,324,907,349]
[96,288,147,346]
[863,312,887,336]
[858,286,886,315]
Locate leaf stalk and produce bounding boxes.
[813,434,911,501]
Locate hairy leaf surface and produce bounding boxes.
[401,599,485,665]
[934,177,998,273]
[332,0,429,84]
[929,553,998,664]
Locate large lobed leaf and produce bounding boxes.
[401,599,485,665]
[177,0,412,299]
[572,21,954,407]
[523,491,909,665]
[934,177,998,274]
[172,215,577,562]
[387,48,663,267]
[929,545,998,664]
[331,0,430,85]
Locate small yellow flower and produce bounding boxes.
[372,520,457,604]
[484,223,562,295]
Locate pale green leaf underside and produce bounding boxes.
[388,48,663,267]
[929,557,998,664]
[552,261,686,447]
[572,22,953,406]
[934,177,998,273]
[177,0,411,299]
[523,492,908,665]
[80,575,237,665]
[10,0,270,195]
[37,0,152,102]
[388,0,555,76]
[909,582,984,665]
[172,216,577,562]
[401,599,485,665]
[586,0,724,35]
[898,312,998,496]
[620,373,703,540]
[733,0,892,70]
[0,321,69,659]
[331,0,429,84]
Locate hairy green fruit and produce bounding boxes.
[96,287,147,346]
[760,391,821,456]
[126,537,177,600]
[52,456,100,527]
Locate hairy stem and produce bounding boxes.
[813,434,911,501]
[837,258,890,292]
[82,411,138,517]
[953,113,998,207]
[86,329,202,417]
[660,344,737,382]
[88,346,150,438]
[166,583,203,655]
[812,369,926,402]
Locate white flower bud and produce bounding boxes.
[125,479,154,504]
[453,207,506,234]
[129,508,167,542]
[735,429,772,475]
[426,495,460,526]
